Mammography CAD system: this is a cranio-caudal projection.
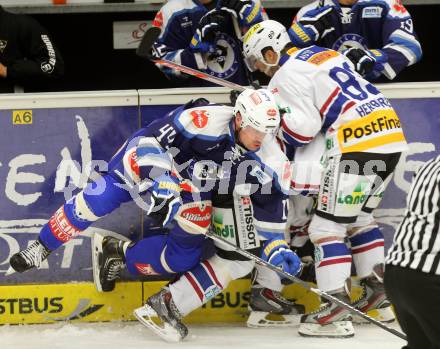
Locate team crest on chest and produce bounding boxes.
[206,33,239,79]
[332,34,367,52]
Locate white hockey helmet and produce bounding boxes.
[242,20,291,71]
[233,88,280,135]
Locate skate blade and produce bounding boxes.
[247,311,301,328]
[298,321,355,338]
[92,233,104,292]
[352,306,395,324]
[134,305,183,343]
[5,266,16,276]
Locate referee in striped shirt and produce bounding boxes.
[385,155,440,349]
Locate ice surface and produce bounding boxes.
[0,321,405,349]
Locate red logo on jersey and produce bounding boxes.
[135,263,159,275]
[179,202,212,229]
[152,11,164,28]
[321,196,328,204]
[128,150,140,177]
[267,108,277,117]
[393,0,407,13]
[190,110,209,128]
[271,87,279,94]
[250,92,262,105]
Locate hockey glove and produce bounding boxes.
[148,173,182,227]
[289,5,335,46]
[217,0,263,27]
[190,9,227,53]
[344,47,388,78]
[261,238,302,276]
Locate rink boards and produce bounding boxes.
[0,84,439,325]
[0,279,320,325]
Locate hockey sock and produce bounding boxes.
[170,259,225,316]
[315,240,352,292]
[254,264,283,292]
[124,232,204,276]
[39,174,131,251]
[349,227,384,279]
[170,255,253,316]
[125,234,171,276]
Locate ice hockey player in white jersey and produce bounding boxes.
[242,19,408,337]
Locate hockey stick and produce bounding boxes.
[136,26,161,59]
[205,229,407,341]
[152,57,246,91]
[137,13,252,91]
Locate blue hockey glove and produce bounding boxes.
[261,238,302,276]
[148,173,182,227]
[344,47,388,78]
[217,0,263,27]
[289,5,335,46]
[190,9,226,53]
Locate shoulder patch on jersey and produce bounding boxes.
[296,46,329,62]
[250,166,272,185]
[190,109,209,128]
[362,6,383,18]
[307,50,339,65]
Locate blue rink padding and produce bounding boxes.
[0,87,438,284]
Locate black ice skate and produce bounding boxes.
[9,239,51,273]
[134,287,188,343]
[298,290,354,338]
[351,264,395,324]
[247,283,306,328]
[92,234,126,292]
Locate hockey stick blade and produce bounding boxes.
[152,58,246,92]
[205,229,407,341]
[137,26,161,59]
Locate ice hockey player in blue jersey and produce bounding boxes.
[9,89,300,314]
[147,0,267,86]
[288,0,422,81]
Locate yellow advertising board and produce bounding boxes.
[0,279,321,325]
[0,282,143,324]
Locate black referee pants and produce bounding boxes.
[384,264,440,349]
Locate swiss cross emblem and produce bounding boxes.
[250,92,262,105]
[267,108,277,117]
[241,197,251,205]
[190,110,209,128]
